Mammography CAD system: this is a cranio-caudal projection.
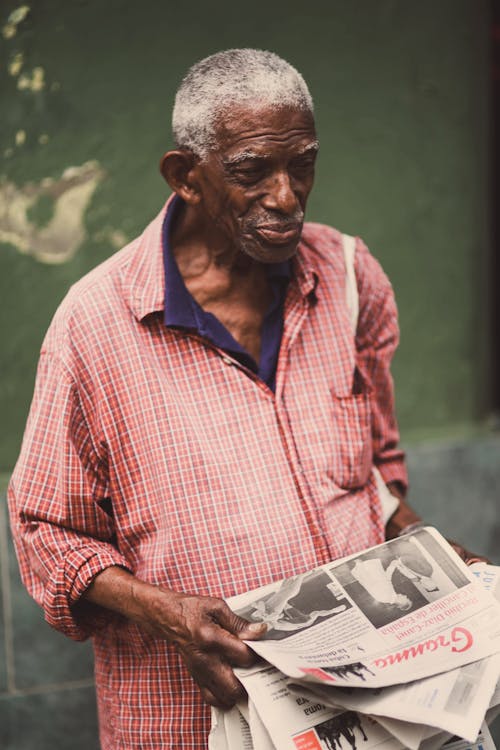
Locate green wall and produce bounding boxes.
[0,0,491,470]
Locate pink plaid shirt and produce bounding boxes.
[8,199,406,749]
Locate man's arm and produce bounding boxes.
[9,348,266,708]
[12,469,266,709]
[385,481,489,565]
[81,566,266,708]
[354,240,408,495]
[353,241,488,564]
[8,351,133,641]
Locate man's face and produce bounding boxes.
[194,104,318,264]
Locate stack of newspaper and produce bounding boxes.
[209,527,500,750]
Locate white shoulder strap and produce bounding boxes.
[342,232,399,523]
[342,233,359,334]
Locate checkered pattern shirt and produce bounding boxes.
[8,199,407,749]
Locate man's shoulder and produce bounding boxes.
[300,221,393,295]
[300,221,343,261]
[300,221,367,268]
[300,221,360,277]
[49,239,139,328]
[42,216,163,363]
[44,203,166,352]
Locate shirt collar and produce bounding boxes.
[162,195,198,329]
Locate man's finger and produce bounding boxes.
[189,655,246,708]
[237,620,268,640]
[195,623,259,667]
[447,540,491,566]
[199,685,231,710]
[214,603,267,640]
[465,555,490,566]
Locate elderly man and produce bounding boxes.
[8,49,481,749]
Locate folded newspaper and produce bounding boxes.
[209,527,500,750]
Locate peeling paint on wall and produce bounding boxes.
[3,6,51,103]
[17,66,45,92]
[8,52,24,77]
[2,4,30,39]
[0,161,106,264]
[93,227,128,250]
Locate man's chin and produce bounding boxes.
[240,237,300,264]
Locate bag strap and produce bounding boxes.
[342,232,398,523]
[342,233,359,334]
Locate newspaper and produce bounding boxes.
[230,528,500,688]
[237,662,405,749]
[208,704,253,750]
[439,721,496,750]
[209,706,497,750]
[210,529,500,750]
[286,653,500,741]
[417,721,495,750]
[209,699,407,750]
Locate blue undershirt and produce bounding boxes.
[162,195,290,391]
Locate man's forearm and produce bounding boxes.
[81,565,160,625]
[81,566,266,709]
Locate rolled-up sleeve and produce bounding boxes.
[8,349,131,641]
[355,239,408,493]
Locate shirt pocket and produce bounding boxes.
[329,369,372,490]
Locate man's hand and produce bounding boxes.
[446,540,490,566]
[138,587,266,708]
[384,493,490,566]
[81,566,267,708]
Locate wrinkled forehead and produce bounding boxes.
[211,101,317,156]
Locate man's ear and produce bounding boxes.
[160,150,201,205]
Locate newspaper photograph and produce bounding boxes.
[228,528,500,689]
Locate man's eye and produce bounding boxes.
[290,158,315,175]
[233,168,263,184]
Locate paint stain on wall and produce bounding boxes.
[17,66,45,92]
[0,161,106,264]
[8,52,24,77]
[2,5,30,39]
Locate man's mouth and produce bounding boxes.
[254,224,302,245]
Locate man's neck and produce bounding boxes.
[171,201,257,274]
[171,201,270,304]
[169,201,273,362]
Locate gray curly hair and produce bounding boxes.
[172,49,314,159]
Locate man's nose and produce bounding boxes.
[261,171,298,215]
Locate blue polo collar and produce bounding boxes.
[162,194,290,387]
